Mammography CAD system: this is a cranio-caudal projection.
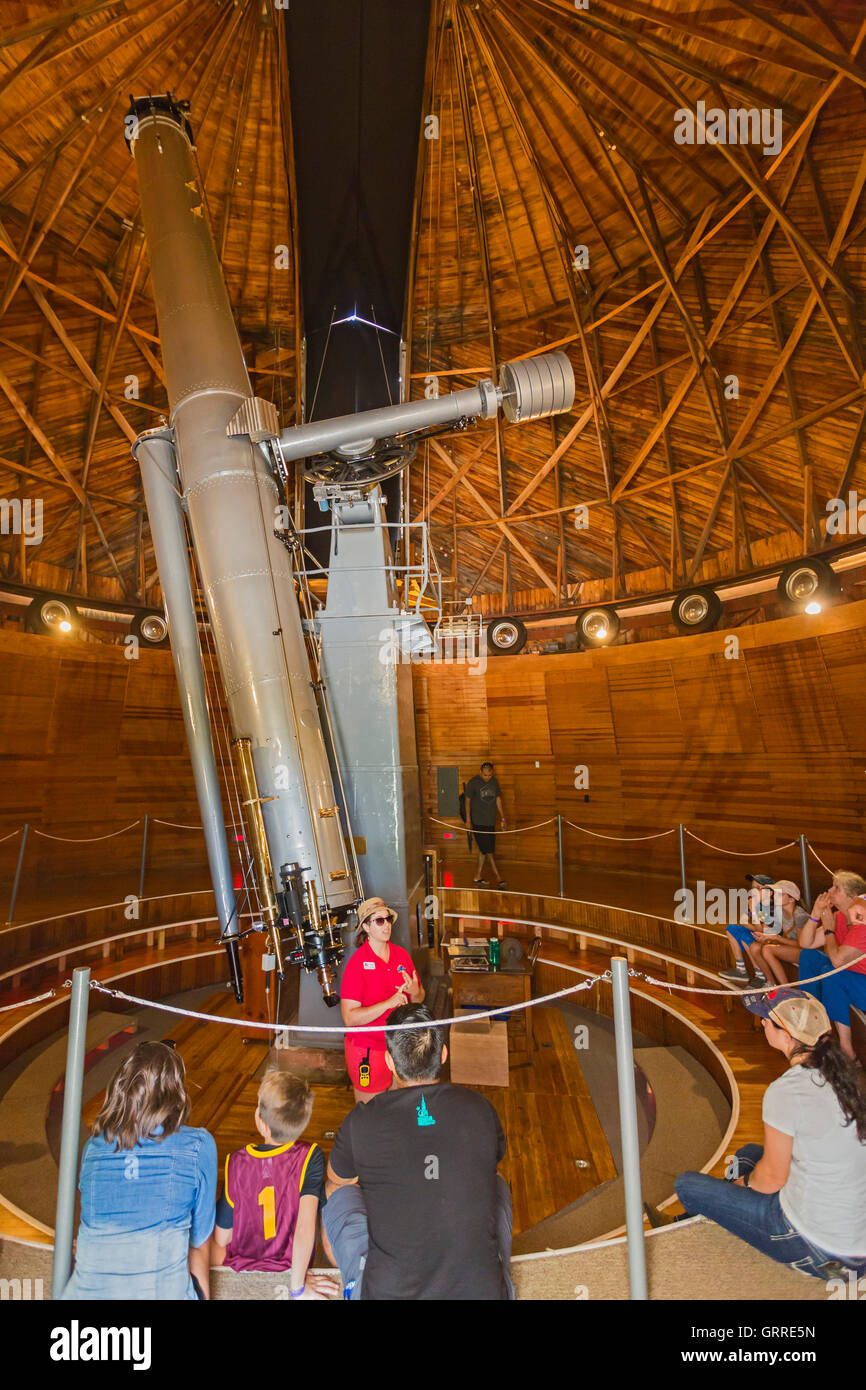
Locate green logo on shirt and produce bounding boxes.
[416,1095,435,1127]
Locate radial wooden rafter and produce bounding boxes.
[0,0,299,600]
[0,0,865,614]
[407,0,866,606]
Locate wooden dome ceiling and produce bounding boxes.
[1,0,865,609]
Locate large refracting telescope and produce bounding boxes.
[126,93,574,1014]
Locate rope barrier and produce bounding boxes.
[426,813,556,835]
[683,829,798,857]
[564,821,676,842]
[537,947,866,998]
[88,973,606,1033]
[32,821,141,843]
[0,829,21,843]
[448,911,866,998]
[151,819,205,831]
[0,987,57,1012]
[807,842,836,876]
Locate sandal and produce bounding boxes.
[473,877,487,886]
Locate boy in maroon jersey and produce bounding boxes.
[211,1072,337,1298]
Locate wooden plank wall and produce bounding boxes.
[0,627,226,891]
[3,598,866,905]
[413,599,866,890]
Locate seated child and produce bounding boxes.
[211,1071,336,1298]
[720,874,775,985]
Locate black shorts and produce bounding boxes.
[472,826,496,855]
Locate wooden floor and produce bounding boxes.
[79,994,616,1238]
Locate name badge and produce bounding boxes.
[363,960,376,970]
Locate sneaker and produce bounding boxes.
[719,965,749,983]
[472,878,488,886]
[751,971,768,985]
[497,880,508,889]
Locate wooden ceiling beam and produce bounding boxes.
[727,0,866,91]
[413,433,495,523]
[606,0,829,80]
[611,136,812,501]
[452,384,866,531]
[79,231,145,490]
[0,1,127,51]
[451,6,513,596]
[536,0,803,118]
[23,279,140,443]
[217,2,260,263]
[506,0,723,210]
[429,438,557,594]
[0,454,141,510]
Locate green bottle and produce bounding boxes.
[488,936,500,971]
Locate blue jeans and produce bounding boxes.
[799,948,866,1025]
[675,1145,866,1280]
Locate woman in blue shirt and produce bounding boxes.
[61,1041,217,1300]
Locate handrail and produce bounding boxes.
[0,915,219,989]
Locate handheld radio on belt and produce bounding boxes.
[358,1047,371,1089]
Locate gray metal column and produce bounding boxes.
[315,487,424,1024]
[134,430,240,982]
[799,833,812,906]
[51,967,90,1299]
[611,956,648,1300]
[678,823,688,917]
[129,103,352,912]
[5,821,29,924]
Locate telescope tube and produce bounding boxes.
[127,96,354,914]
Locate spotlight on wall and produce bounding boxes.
[486,616,527,655]
[131,610,170,648]
[776,557,837,614]
[575,605,620,649]
[671,586,722,635]
[24,594,80,638]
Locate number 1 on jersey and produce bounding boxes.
[258,1184,276,1240]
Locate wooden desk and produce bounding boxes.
[450,965,534,1054]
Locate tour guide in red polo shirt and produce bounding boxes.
[340,898,424,1103]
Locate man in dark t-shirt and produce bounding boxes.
[322,1004,514,1300]
[464,760,507,887]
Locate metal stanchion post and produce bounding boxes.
[611,955,648,1300]
[799,834,811,906]
[51,966,91,1300]
[138,813,149,902]
[6,822,29,925]
[557,814,564,897]
[678,823,688,919]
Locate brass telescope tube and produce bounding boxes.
[232,737,285,976]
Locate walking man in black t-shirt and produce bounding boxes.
[322,1004,514,1300]
[464,761,507,888]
